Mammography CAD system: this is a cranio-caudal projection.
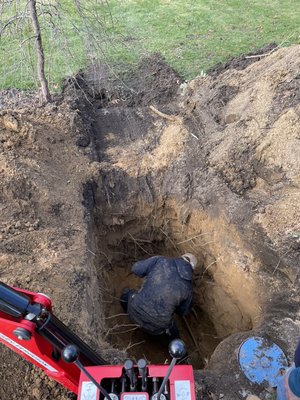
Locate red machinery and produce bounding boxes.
[0,281,196,400]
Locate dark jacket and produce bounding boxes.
[127,256,193,334]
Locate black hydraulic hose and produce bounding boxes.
[0,281,108,366]
[37,313,108,366]
[0,281,40,318]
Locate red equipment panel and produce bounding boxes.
[78,365,196,400]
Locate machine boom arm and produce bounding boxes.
[0,282,196,400]
[0,282,106,394]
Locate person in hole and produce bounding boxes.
[120,253,197,340]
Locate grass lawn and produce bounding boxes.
[0,0,299,90]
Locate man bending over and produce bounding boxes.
[120,253,197,340]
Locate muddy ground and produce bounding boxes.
[0,46,300,399]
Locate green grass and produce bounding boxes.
[0,0,299,90]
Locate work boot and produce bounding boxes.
[120,288,135,312]
[165,319,180,341]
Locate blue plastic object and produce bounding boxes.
[238,336,288,387]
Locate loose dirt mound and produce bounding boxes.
[0,48,300,399]
[207,42,278,76]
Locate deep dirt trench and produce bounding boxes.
[81,96,263,371]
[88,198,261,369]
[76,48,300,400]
[1,47,300,400]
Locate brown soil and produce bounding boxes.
[0,47,300,399]
[207,42,278,76]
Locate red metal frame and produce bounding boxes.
[78,365,196,400]
[0,288,80,394]
[0,286,196,400]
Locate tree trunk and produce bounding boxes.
[28,0,51,103]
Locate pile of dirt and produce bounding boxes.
[0,47,300,400]
[62,53,182,109]
[207,42,278,76]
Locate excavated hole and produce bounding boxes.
[89,200,259,369]
[99,229,219,369]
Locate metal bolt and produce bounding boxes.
[13,327,32,341]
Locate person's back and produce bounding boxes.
[126,255,195,336]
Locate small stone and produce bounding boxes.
[33,220,40,228]
[225,113,239,124]
[3,114,19,131]
[32,387,41,399]
[47,380,56,388]
[246,395,261,400]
